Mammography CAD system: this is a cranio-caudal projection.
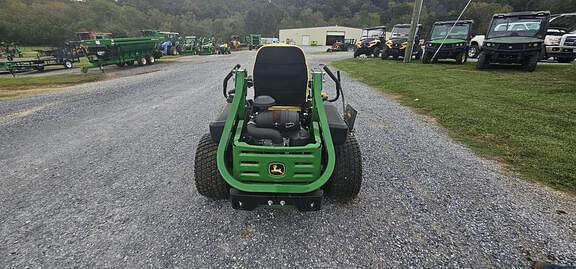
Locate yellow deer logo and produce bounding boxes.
[269,163,286,176]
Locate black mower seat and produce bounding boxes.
[253,45,308,106]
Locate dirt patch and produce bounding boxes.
[386,92,402,101]
[0,86,71,100]
[0,102,60,124]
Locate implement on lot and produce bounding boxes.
[246,34,262,50]
[0,42,23,61]
[81,37,162,73]
[0,43,81,76]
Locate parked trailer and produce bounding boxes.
[0,44,81,75]
[81,37,162,73]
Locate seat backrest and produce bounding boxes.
[253,45,308,106]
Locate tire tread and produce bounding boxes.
[325,134,363,202]
[194,134,229,199]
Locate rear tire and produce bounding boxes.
[146,56,155,65]
[64,60,73,69]
[381,49,389,60]
[137,56,147,66]
[372,47,381,58]
[194,134,229,199]
[476,52,489,70]
[468,44,480,58]
[455,52,467,65]
[324,134,362,202]
[522,54,538,72]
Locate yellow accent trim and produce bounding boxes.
[268,106,301,111]
[253,44,310,102]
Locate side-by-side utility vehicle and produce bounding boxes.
[477,11,551,72]
[422,20,474,64]
[382,24,423,60]
[354,26,386,58]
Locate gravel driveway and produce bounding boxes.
[1,49,574,268]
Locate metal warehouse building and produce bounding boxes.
[279,26,362,46]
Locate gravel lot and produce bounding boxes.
[1,48,575,268]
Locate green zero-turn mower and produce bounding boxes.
[422,20,474,64]
[194,44,362,211]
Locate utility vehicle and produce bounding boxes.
[354,26,386,57]
[422,20,474,64]
[195,45,362,211]
[327,39,356,52]
[382,24,423,60]
[477,11,551,72]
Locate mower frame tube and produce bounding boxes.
[216,70,336,194]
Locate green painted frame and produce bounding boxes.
[216,69,336,193]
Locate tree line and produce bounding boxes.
[0,0,575,46]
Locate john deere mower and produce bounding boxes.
[194,45,362,211]
[382,24,423,60]
[354,26,386,58]
[422,20,474,64]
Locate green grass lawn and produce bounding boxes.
[333,59,576,192]
[0,74,103,99]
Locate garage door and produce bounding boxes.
[326,31,345,45]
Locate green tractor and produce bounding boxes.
[141,30,182,55]
[181,36,197,55]
[422,20,474,64]
[196,37,215,55]
[246,34,262,50]
[194,45,362,211]
[477,11,551,72]
[1,42,23,61]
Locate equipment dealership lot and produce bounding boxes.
[0,49,575,267]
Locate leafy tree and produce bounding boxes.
[0,0,572,45]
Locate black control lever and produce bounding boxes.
[223,64,241,98]
[322,65,341,102]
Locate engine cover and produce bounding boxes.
[254,110,300,130]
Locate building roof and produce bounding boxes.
[279,25,362,31]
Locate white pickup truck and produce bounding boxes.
[544,13,576,63]
[468,35,484,58]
